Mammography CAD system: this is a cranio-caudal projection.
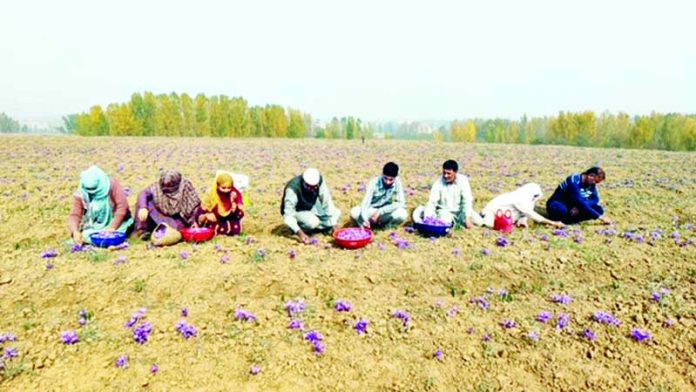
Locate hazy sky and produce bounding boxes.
[2,0,695,123]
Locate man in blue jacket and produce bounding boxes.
[546,167,612,225]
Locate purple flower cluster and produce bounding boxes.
[391,310,411,327]
[235,309,258,323]
[651,288,670,303]
[175,320,198,339]
[536,311,553,323]
[434,350,444,361]
[304,330,326,355]
[133,322,153,344]
[422,217,449,227]
[389,231,413,250]
[181,307,189,318]
[355,320,369,335]
[288,249,296,260]
[595,228,617,236]
[550,294,573,305]
[150,364,159,374]
[285,300,305,317]
[288,319,304,330]
[593,311,621,326]
[41,249,58,258]
[0,333,17,343]
[250,365,262,375]
[179,251,190,260]
[334,300,353,312]
[495,237,510,247]
[446,306,459,317]
[556,313,570,330]
[552,228,570,237]
[124,308,147,329]
[500,320,516,329]
[630,329,652,342]
[335,228,371,241]
[61,330,79,344]
[527,331,540,342]
[481,248,492,256]
[3,347,18,359]
[469,296,490,311]
[583,328,597,341]
[622,232,645,243]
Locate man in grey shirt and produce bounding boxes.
[350,162,407,229]
[281,168,341,244]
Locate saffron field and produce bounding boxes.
[0,136,694,391]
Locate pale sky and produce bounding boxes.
[1,0,695,123]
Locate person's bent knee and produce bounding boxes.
[390,208,407,223]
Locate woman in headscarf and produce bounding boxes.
[479,183,565,228]
[197,170,245,235]
[67,165,134,244]
[135,169,201,238]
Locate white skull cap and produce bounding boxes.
[302,168,320,186]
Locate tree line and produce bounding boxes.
[444,111,696,151]
[0,113,29,133]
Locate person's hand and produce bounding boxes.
[551,220,565,228]
[230,201,238,212]
[332,225,339,235]
[569,207,580,217]
[369,211,381,225]
[297,230,310,245]
[465,219,474,229]
[72,231,84,245]
[516,221,529,228]
[206,213,217,223]
[362,220,371,229]
[137,208,148,222]
[102,227,116,232]
[599,216,613,225]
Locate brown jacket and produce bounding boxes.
[67,178,131,233]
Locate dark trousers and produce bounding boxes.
[547,200,604,224]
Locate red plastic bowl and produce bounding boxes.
[180,227,215,243]
[333,228,373,249]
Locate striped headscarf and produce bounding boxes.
[151,169,200,225]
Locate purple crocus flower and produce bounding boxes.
[61,330,79,344]
[175,320,198,339]
[630,329,652,342]
[285,300,305,317]
[70,243,84,253]
[124,308,147,329]
[466,327,476,334]
[42,249,58,258]
[355,319,369,335]
[133,322,153,344]
[536,311,553,323]
[288,249,296,260]
[481,248,492,256]
[288,319,304,330]
[45,263,54,270]
[114,256,127,266]
[391,310,411,326]
[434,350,444,361]
[214,244,223,252]
[495,237,510,247]
[0,333,16,343]
[115,355,128,368]
[527,331,540,342]
[304,330,324,342]
[593,311,621,326]
[312,340,326,356]
[220,255,230,264]
[446,306,459,317]
[482,334,492,342]
[179,251,190,260]
[663,319,675,328]
[181,307,189,317]
[235,309,257,323]
[150,364,159,374]
[553,228,569,237]
[78,318,87,326]
[256,249,267,258]
[3,347,18,359]
[334,300,353,312]
[550,294,573,305]
[250,365,262,375]
[500,320,516,329]
[452,248,461,256]
[469,297,490,310]
[556,313,570,330]
[583,329,596,341]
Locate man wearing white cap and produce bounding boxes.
[281,168,342,244]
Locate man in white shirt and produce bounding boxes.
[350,162,407,229]
[413,160,477,229]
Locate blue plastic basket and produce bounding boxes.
[90,231,127,248]
[414,222,452,237]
